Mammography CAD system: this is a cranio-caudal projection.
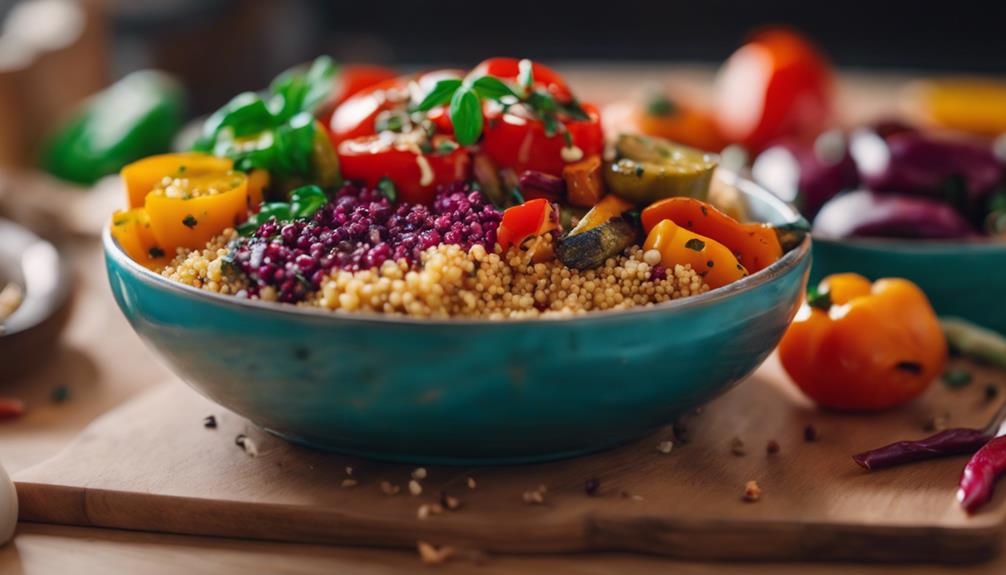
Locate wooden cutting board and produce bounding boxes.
[14,357,1006,563]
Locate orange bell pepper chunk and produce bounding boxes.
[246,168,270,209]
[496,198,558,252]
[144,170,249,255]
[641,197,782,273]
[778,273,947,411]
[110,208,170,269]
[643,219,748,289]
[122,153,233,209]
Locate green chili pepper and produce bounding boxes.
[43,70,185,185]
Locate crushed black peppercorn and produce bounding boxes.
[803,425,820,442]
[985,385,999,401]
[203,415,217,428]
[584,478,600,496]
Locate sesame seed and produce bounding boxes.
[408,479,423,496]
[657,440,674,454]
[411,467,427,480]
[340,478,358,488]
[742,480,762,502]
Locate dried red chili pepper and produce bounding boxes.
[958,435,1006,513]
[853,428,991,471]
[0,397,25,420]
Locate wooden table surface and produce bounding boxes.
[2,65,1004,574]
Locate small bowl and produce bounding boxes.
[811,237,1006,333]
[104,174,810,464]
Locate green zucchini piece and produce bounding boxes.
[604,133,718,205]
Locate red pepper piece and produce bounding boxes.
[496,198,558,252]
[0,397,25,420]
[958,435,1006,513]
[853,428,991,471]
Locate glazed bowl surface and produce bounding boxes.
[811,237,1006,333]
[105,173,811,464]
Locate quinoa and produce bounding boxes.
[161,228,248,295]
[308,241,707,319]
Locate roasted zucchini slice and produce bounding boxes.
[604,134,718,205]
[556,195,638,270]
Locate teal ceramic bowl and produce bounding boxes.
[811,238,1006,333]
[104,174,811,464]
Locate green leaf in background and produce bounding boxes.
[449,86,483,146]
[43,70,186,185]
[268,56,337,122]
[413,78,462,112]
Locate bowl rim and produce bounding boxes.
[103,173,811,327]
[812,234,1006,254]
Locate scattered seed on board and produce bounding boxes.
[923,412,950,432]
[985,385,999,401]
[412,467,427,480]
[467,477,477,490]
[803,425,820,442]
[742,480,762,502]
[417,503,443,520]
[345,466,354,476]
[620,490,644,501]
[730,437,746,456]
[522,485,547,505]
[657,440,674,454]
[417,541,454,565]
[235,435,258,457]
[380,481,401,496]
[409,479,423,496]
[766,440,780,455]
[584,478,600,496]
[340,478,358,488]
[203,415,217,429]
[441,491,461,511]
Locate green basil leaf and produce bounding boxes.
[449,86,483,146]
[517,59,534,93]
[300,56,337,115]
[414,78,462,112]
[205,92,275,139]
[290,184,328,218]
[471,76,518,101]
[560,98,591,121]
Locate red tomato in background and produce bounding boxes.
[481,102,604,176]
[714,28,834,152]
[337,134,472,204]
[327,70,463,144]
[316,65,397,129]
[471,57,573,103]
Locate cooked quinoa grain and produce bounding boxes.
[162,220,710,319]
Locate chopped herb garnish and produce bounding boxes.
[942,368,973,388]
[684,238,705,251]
[182,214,198,228]
[148,246,165,259]
[510,187,525,205]
[378,177,398,203]
[634,164,645,177]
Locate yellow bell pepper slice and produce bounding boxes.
[144,169,249,255]
[246,168,270,209]
[110,208,170,269]
[122,153,233,209]
[643,219,748,290]
[916,80,1006,136]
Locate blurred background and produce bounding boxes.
[1,0,1004,168]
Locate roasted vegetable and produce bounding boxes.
[144,169,250,254]
[496,198,559,252]
[641,197,783,273]
[636,92,725,152]
[914,79,1006,136]
[941,317,1006,370]
[122,153,234,209]
[44,70,185,185]
[472,153,509,208]
[779,273,946,411]
[562,155,604,207]
[556,195,636,269]
[813,189,974,239]
[643,219,747,289]
[604,134,718,205]
[519,170,566,201]
[110,208,169,269]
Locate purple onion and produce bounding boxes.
[813,189,975,240]
[518,170,566,201]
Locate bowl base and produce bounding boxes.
[264,427,636,466]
